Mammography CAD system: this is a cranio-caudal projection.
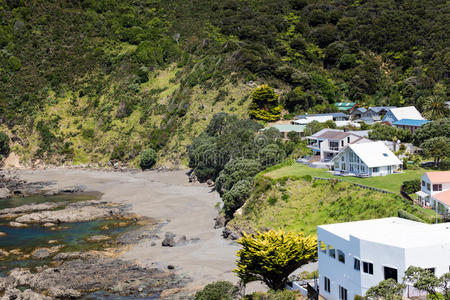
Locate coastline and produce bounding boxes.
[6,167,241,292]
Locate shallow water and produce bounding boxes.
[0,193,138,276]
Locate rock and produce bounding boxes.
[9,249,22,255]
[59,185,87,193]
[222,227,241,240]
[48,240,58,244]
[150,242,156,246]
[2,288,52,300]
[0,232,6,238]
[87,235,111,242]
[0,202,65,216]
[214,215,226,229]
[0,187,10,199]
[48,287,81,298]
[31,246,62,259]
[9,221,28,228]
[0,249,9,258]
[167,265,175,270]
[162,232,176,247]
[42,222,55,228]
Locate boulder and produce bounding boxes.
[162,232,176,247]
[48,287,82,298]
[0,187,10,199]
[0,249,9,258]
[87,235,111,242]
[213,215,226,229]
[9,221,28,228]
[43,223,55,228]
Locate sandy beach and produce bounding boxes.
[11,168,242,290]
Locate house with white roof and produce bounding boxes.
[306,129,371,162]
[318,217,450,300]
[416,171,450,212]
[294,113,349,125]
[260,124,306,139]
[331,141,402,177]
[382,106,424,124]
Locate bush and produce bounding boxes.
[0,132,10,158]
[402,179,420,194]
[139,148,157,170]
[194,281,238,300]
[223,179,252,218]
[247,290,300,300]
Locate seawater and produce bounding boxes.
[0,193,138,276]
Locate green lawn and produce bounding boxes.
[263,163,426,193]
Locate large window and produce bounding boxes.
[324,276,331,293]
[339,286,348,300]
[354,258,360,271]
[337,250,345,263]
[373,167,379,173]
[328,245,336,258]
[384,266,398,282]
[363,262,374,275]
[427,183,430,190]
[426,268,435,275]
[422,180,425,187]
[433,184,442,192]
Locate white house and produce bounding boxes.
[416,171,450,210]
[331,141,402,177]
[306,129,371,162]
[382,106,424,124]
[318,217,450,300]
[294,113,349,125]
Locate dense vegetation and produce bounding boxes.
[0,0,448,165]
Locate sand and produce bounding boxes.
[13,168,243,289]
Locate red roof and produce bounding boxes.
[433,190,450,207]
[426,171,450,184]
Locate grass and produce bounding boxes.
[263,162,426,193]
[230,178,436,236]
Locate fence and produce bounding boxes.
[312,177,394,194]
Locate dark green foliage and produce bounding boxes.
[398,209,424,223]
[223,180,252,219]
[402,179,420,194]
[194,281,238,300]
[216,158,262,196]
[366,279,405,300]
[421,137,450,167]
[413,118,450,146]
[139,148,157,170]
[368,123,412,143]
[258,144,286,169]
[0,132,10,158]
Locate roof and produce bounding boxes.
[369,106,396,113]
[335,102,357,111]
[348,130,370,138]
[388,106,424,121]
[425,171,450,184]
[392,119,430,127]
[352,107,367,113]
[433,190,450,207]
[318,217,450,248]
[347,141,402,168]
[295,112,348,119]
[262,124,306,133]
[315,130,356,140]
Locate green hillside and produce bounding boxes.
[0,0,448,166]
[228,177,436,236]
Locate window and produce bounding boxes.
[427,183,430,190]
[354,258,360,271]
[433,184,442,192]
[341,140,344,147]
[373,167,379,173]
[383,153,388,157]
[324,276,331,293]
[384,266,398,282]
[341,156,345,162]
[363,262,373,275]
[422,180,425,187]
[347,137,350,143]
[337,250,345,263]
[319,241,326,253]
[426,268,435,275]
[334,162,340,169]
[339,286,348,300]
[328,245,335,258]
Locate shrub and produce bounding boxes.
[248,290,300,300]
[139,148,157,170]
[194,281,238,300]
[0,132,10,158]
[402,179,420,194]
[223,180,252,219]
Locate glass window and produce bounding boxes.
[337,250,345,263]
[354,258,360,271]
[422,180,425,187]
[433,184,442,192]
[427,183,430,190]
[324,277,331,293]
[334,162,339,169]
[328,245,335,258]
[373,167,379,173]
[426,268,435,275]
[341,156,345,162]
[339,286,348,300]
[363,262,373,275]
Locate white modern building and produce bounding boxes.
[294,113,349,125]
[416,171,450,211]
[331,141,402,177]
[318,217,450,300]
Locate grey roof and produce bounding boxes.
[352,107,367,113]
[315,130,356,140]
[368,106,396,113]
[295,112,349,119]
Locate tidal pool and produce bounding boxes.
[0,193,139,276]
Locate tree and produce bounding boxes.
[234,230,317,290]
[402,179,420,194]
[258,143,286,168]
[139,148,157,170]
[0,132,10,159]
[421,95,450,120]
[194,281,238,300]
[421,136,450,167]
[222,179,252,219]
[404,266,450,300]
[413,118,450,146]
[368,123,412,143]
[249,85,282,122]
[215,158,262,196]
[366,279,405,300]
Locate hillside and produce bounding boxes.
[0,0,448,167]
[228,177,435,236]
